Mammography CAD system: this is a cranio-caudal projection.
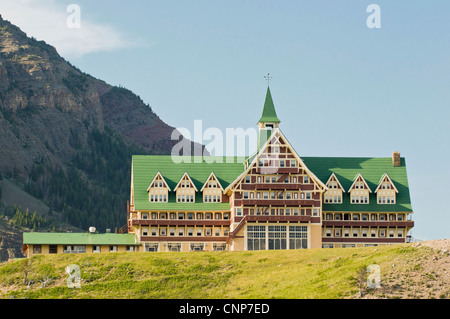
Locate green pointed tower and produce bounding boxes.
[258,86,281,125]
[257,86,280,150]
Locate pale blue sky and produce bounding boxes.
[1,1,449,240]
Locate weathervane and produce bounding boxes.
[264,73,272,86]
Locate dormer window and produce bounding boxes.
[174,172,197,204]
[375,173,398,205]
[147,172,170,203]
[201,172,223,203]
[348,173,371,205]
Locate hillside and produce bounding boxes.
[0,14,205,242]
[0,241,448,299]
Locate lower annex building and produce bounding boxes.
[23,87,414,256]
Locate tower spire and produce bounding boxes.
[258,85,280,125]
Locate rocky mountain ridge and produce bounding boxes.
[0,14,204,257]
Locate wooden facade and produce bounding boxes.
[127,87,415,252]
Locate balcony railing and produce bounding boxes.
[255,167,298,174]
[132,219,231,226]
[322,237,406,243]
[239,199,316,206]
[140,236,228,242]
[322,220,414,228]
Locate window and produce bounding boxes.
[49,245,57,254]
[268,226,287,250]
[213,244,226,251]
[304,176,309,184]
[168,243,181,252]
[247,225,266,251]
[145,243,159,252]
[142,228,148,236]
[64,246,86,254]
[110,246,117,252]
[33,245,41,254]
[190,244,204,251]
[92,245,100,253]
[236,208,242,216]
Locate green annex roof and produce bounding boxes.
[302,157,413,212]
[132,156,246,211]
[132,155,413,213]
[258,87,280,123]
[23,232,141,246]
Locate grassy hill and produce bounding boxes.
[0,242,449,299]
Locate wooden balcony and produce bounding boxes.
[255,167,298,174]
[140,236,228,242]
[246,215,314,223]
[322,237,406,244]
[240,199,316,206]
[322,220,414,228]
[131,219,231,227]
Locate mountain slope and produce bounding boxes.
[0,14,204,235]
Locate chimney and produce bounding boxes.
[392,151,401,167]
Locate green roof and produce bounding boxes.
[302,157,413,212]
[258,87,280,123]
[132,156,246,211]
[132,155,413,213]
[23,232,140,245]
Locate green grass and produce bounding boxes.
[0,244,435,299]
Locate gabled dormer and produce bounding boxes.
[324,173,344,204]
[174,172,197,203]
[348,173,371,204]
[147,172,170,203]
[375,173,398,204]
[201,172,223,203]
